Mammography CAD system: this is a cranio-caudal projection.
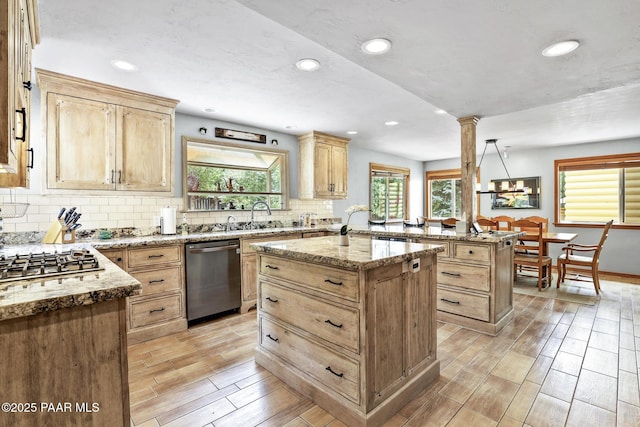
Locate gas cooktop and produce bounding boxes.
[0,249,103,283]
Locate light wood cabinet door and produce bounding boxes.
[241,252,258,303]
[329,142,348,197]
[46,93,115,190]
[314,142,332,197]
[117,106,171,191]
[298,131,349,199]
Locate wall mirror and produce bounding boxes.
[182,136,289,211]
[490,176,540,209]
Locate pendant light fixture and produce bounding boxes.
[476,139,525,194]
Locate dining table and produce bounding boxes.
[519,231,579,256]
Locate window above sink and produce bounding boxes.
[182,136,289,212]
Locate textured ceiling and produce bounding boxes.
[33,0,640,160]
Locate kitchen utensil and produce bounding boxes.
[57,207,66,219]
[68,223,82,232]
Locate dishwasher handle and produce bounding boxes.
[188,244,239,254]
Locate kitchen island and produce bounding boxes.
[251,235,443,427]
[0,244,141,427]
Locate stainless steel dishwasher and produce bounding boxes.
[185,240,241,322]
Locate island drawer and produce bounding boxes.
[437,261,490,292]
[437,287,490,322]
[128,266,182,296]
[259,255,359,301]
[413,239,449,258]
[260,281,360,353]
[452,243,491,263]
[128,245,182,268]
[259,316,360,403]
[130,294,182,328]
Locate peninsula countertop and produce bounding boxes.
[0,243,141,321]
[250,234,445,270]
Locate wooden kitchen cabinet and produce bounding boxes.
[37,69,178,192]
[99,244,187,344]
[298,131,349,199]
[413,237,515,336]
[0,0,38,187]
[240,233,301,313]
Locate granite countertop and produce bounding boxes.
[351,224,524,242]
[250,235,445,270]
[0,243,141,321]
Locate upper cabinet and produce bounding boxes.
[298,131,349,199]
[37,69,179,192]
[0,0,39,188]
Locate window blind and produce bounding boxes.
[564,169,619,222]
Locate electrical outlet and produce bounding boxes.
[152,216,161,226]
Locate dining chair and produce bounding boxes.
[476,217,499,231]
[441,217,457,229]
[520,215,549,234]
[512,219,552,291]
[556,219,613,295]
[491,215,514,231]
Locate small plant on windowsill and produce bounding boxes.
[340,205,369,245]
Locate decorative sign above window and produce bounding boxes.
[491,176,540,209]
[215,127,266,144]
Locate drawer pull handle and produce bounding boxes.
[325,319,343,328]
[325,366,344,377]
[442,271,461,277]
[148,254,165,259]
[324,279,343,286]
[468,250,474,254]
[265,264,279,270]
[440,298,460,305]
[149,279,165,284]
[266,334,279,342]
[265,296,279,303]
[149,307,165,314]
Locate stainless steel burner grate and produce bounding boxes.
[0,249,103,283]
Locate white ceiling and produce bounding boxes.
[33,0,640,161]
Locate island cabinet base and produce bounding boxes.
[254,243,440,427]
[0,298,130,427]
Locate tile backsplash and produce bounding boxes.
[0,193,334,234]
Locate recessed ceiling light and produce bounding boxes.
[361,38,392,55]
[347,131,358,135]
[541,40,580,57]
[435,109,447,115]
[110,59,138,71]
[284,125,297,130]
[295,58,320,71]
[385,121,399,126]
[202,107,216,113]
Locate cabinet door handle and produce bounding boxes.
[23,81,32,91]
[148,254,164,259]
[442,271,461,277]
[148,279,165,284]
[325,319,343,328]
[265,296,278,303]
[27,148,34,169]
[266,334,279,342]
[440,298,460,305]
[325,366,344,377]
[149,307,165,314]
[118,170,122,184]
[324,279,343,286]
[111,169,115,184]
[265,264,279,270]
[15,108,26,141]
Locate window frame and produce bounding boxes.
[369,162,410,222]
[425,168,480,219]
[554,153,640,230]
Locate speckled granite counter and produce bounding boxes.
[0,243,141,321]
[351,224,524,242]
[250,234,444,270]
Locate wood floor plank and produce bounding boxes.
[574,368,618,412]
[213,386,301,427]
[503,380,540,422]
[491,350,536,384]
[464,374,520,421]
[446,407,498,427]
[565,398,616,427]
[539,369,578,403]
[525,393,570,427]
[582,347,619,378]
[155,384,239,425]
[617,401,640,427]
[618,370,640,406]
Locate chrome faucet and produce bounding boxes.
[249,201,271,229]
[226,215,236,232]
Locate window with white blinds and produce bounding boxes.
[556,154,640,226]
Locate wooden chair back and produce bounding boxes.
[491,215,514,231]
[476,217,499,231]
[520,216,549,234]
[441,217,457,229]
[512,219,552,290]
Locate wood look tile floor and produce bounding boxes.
[128,277,640,427]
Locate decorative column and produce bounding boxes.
[457,116,479,232]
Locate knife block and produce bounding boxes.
[43,220,76,244]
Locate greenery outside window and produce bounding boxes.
[555,153,640,228]
[182,137,289,211]
[370,163,409,222]
[425,168,480,219]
